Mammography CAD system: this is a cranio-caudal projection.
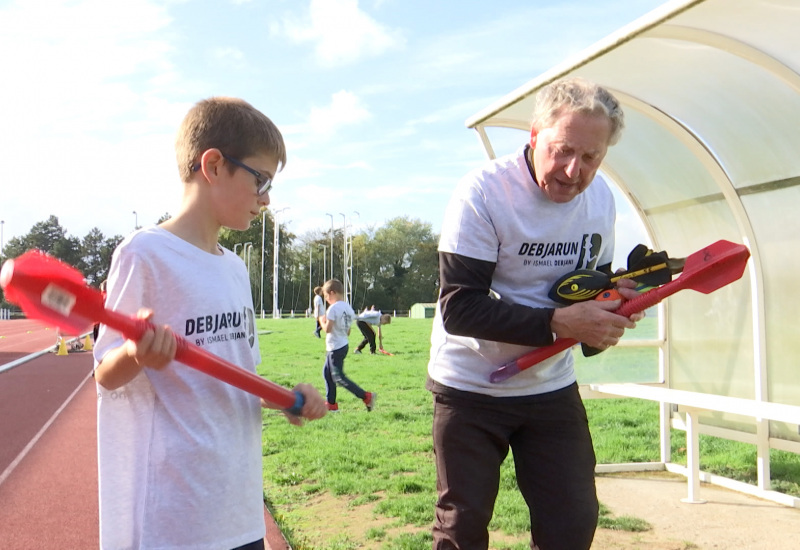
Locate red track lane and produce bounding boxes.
[0,319,63,364]
[0,320,289,550]
[0,350,94,472]
[0,371,98,549]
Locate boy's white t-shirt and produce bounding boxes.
[428,146,616,397]
[356,309,382,325]
[313,294,325,318]
[324,300,355,351]
[93,227,265,550]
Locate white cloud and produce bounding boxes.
[406,3,654,93]
[274,154,371,186]
[406,97,496,128]
[308,90,372,137]
[280,90,373,149]
[0,0,176,131]
[274,0,404,67]
[211,46,246,69]
[0,0,185,242]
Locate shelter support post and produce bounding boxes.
[659,401,671,464]
[756,418,771,491]
[681,410,706,504]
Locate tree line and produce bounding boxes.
[0,214,441,315]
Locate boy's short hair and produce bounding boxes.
[175,97,287,182]
[323,279,344,296]
[380,314,392,325]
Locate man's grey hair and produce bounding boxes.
[531,77,625,145]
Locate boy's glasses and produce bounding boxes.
[192,154,273,195]
[223,154,273,195]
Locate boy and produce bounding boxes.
[93,97,327,550]
[319,279,375,412]
[354,306,391,355]
[313,286,324,338]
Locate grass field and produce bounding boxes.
[256,316,800,549]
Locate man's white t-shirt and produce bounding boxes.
[324,300,355,351]
[94,227,264,550]
[428,146,616,397]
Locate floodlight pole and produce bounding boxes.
[259,209,267,319]
[319,244,326,282]
[326,213,334,280]
[243,242,253,280]
[351,211,360,305]
[340,213,348,303]
[272,207,289,319]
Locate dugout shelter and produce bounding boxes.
[466,0,800,505]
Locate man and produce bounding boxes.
[427,77,643,550]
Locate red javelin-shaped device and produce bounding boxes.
[489,240,750,383]
[0,250,305,416]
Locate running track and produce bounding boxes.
[0,319,289,549]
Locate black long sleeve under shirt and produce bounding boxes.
[437,251,557,348]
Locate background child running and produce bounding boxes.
[313,286,324,338]
[319,279,375,412]
[93,96,326,550]
[354,306,391,355]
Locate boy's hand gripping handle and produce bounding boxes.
[0,250,305,416]
[105,310,306,415]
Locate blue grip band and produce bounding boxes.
[285,391,305,417]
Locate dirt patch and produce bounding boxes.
[595,471,800,550]
[269,476,747,549]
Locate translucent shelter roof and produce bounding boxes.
[466,0,800,425]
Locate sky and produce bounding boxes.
[0,0,666,265]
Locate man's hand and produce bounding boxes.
[614,278,645,323]
[550,279,639,350]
